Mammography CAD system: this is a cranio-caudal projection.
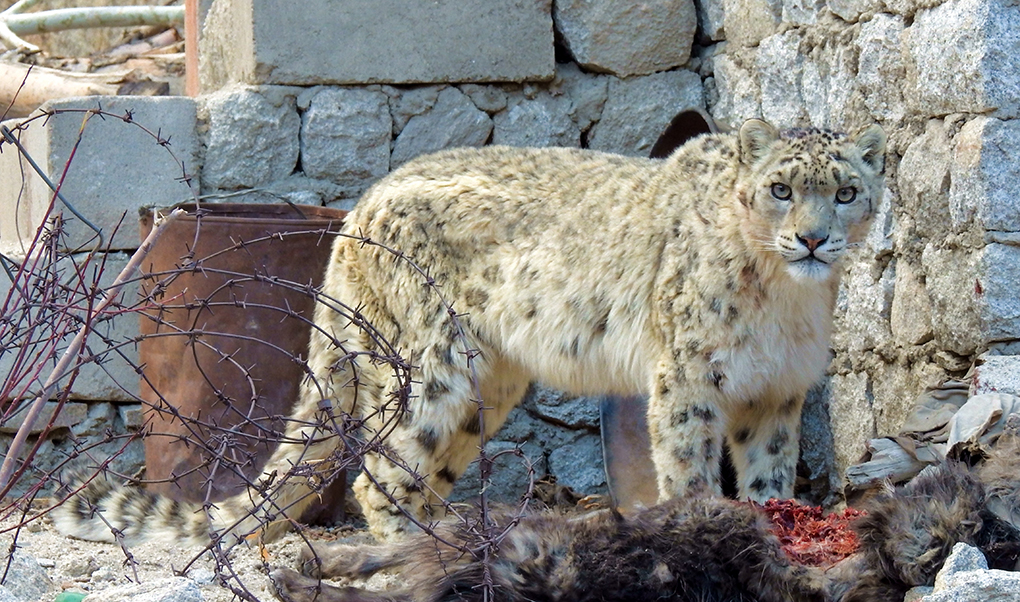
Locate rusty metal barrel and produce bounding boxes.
[137,203,346,523]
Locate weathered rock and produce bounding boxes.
[757,30,808,125]
[553,0,697,76]
[548,431,606,492]
[922,543,1020,601]
[832,260,894,358]
[921,245,983,356]
[383,85,442,133]
[972,355,1020,397]
[693,0,726,40]
[587,70,704,156]
[898,118,955,239]
[391,87,492,167]
[782,0,825,24]
[891,259,934,346]
[300,87,391,197]
[459,84,508,115]
[493,93,578,148]
[0,553,54,602]
[0,402,86,433]
[526,386,599,429]
[826,0,881,21]
[711,52,761,130]
[118,404,145,430]
[856,14,906,122]
[950,117,1020,233]
[723,0,780,47]
[827,371,875,476]
[904,0,1020,118]
[81,576,203,602]
[799,382,840,505]
[550,62,608,133]
[201,86,300,190]
[450,438,546,504]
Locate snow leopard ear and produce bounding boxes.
[738,119,779,166]
[853,124,887,174]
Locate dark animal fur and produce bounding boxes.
[270,460,1020,602]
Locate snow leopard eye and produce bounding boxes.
[770,183,792,200]
[836,186,857,204]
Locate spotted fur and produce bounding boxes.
[54,119,886,544]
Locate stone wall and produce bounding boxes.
[1,0,1018,507]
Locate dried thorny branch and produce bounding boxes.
[0,101,538,602]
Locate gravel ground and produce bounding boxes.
[0,510,379,602]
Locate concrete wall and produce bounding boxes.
[2,0,1018,507]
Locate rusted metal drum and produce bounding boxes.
[137,203,346,524]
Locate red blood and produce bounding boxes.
[753,499,865,567]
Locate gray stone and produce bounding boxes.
[856,14,906,122]
[864,186,895,259]
[922,244,983,356]
[782,0,825,24]
[972,355,1020,397]
[450,439,545,503]
[799,382,840,506]
[817,44,859,130]
[891,259,934,346]
[904,0,1020,119]
[923,543,1020,602]
[757,31,808,126]
[0,401,86,433]
[71,402,116,438]
[828,371,875,476]
[525,387,600,429]
[723,0,781,47]
[459,84,508,115]
[550,63,608,133]
[493,93,579,148]
[832,260,894,357]
[826,0,881,22]
[199,0,555,89]
[588,70,705,156]
[980,244,1020,344]
[0,553,54,602]
[925,570,1020,602]
[711,52,761,131]
[200,86,300,191]
[0,97,199,251]
[391,87,492,167]
[82,576,203,602]
[300,87,391,197]
[898,118,954,239]
[554,0,697,77]
[548,431,606,493]
[386,85,442,134]
[118,404,145,429]
[950,117,1020,233]
[693,0,726,40]
[937,543,989,584]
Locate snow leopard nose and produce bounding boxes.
[796,234,827,252]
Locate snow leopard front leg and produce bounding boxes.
[646,361,727,500]
[726,395,803,501]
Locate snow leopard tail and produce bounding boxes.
[51,471,223,547]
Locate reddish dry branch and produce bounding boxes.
[754,499,865,566]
